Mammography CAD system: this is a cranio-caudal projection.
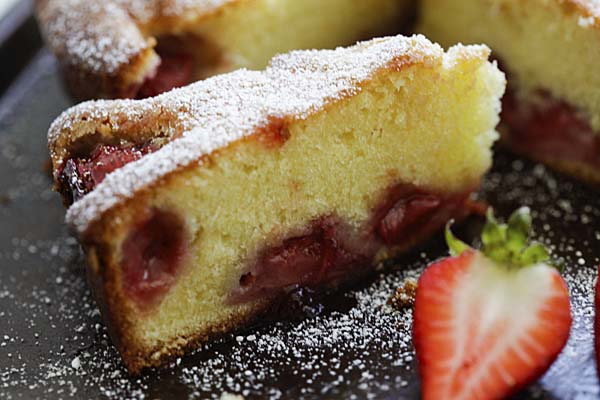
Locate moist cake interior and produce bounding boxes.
[131,0,412,98]
[78,47,503,369]
[419,0,600,182]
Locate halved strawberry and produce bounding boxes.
[413,208,572,399]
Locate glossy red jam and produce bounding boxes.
[136,53,194,99]
[58,143,156,204]
[231,185,471,303]
[502,88,600,169]
[121,210,187,309]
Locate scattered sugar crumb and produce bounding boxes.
[220,393,244,400]
[71,357,81,370]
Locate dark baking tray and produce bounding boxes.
[1,12,599,400]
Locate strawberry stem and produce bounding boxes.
[445,207,555,269]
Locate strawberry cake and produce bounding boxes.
[419,0,600,183]
[48,35,505,373]
[35,0,411,100]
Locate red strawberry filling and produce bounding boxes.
[231,185,471,303]
[58,142,157,204]
[233,217,374,303]
[136,53,194,99]
[118,185,472,308]
[501,87,600,168]
[121,210,187,309]
[116,185,473,309]
[374,184,469,247]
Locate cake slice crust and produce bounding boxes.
[48,35,506,373]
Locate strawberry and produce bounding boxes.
[413,207,572,400]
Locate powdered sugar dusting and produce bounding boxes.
[118,0,237,22]
[2,144,599,398]
[2,33,600,400]
[572,0,600,27]
[37,1,150,74]
[49,35,463,234]
[479,153,600,399]
[36,0,236,74]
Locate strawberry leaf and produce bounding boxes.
[506,207,531,254]
[518,242,550,266]
[445,220,471,256]
[481,207,553,268]
[481,208,507,250]
[484,245,511,264]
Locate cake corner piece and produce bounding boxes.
[48,34,505,373]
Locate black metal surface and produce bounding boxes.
[1,48,600,400]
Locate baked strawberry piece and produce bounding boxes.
[58,143,158,204]
[414,208,572,399]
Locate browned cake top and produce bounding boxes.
[47,35,490,235]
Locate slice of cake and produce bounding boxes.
[35,0,412,100]
[48,35,505,373]
[419,0,600,183]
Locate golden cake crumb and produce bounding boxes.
[388,277,418,311]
